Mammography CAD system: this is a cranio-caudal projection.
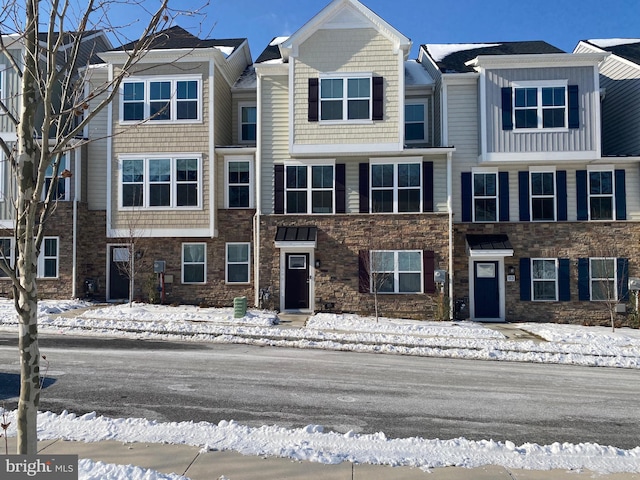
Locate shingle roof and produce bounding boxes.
[423,41,565,73]
[117,25,245,54]
[255,40,283,64]
[585,40,640,66]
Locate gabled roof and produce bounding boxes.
[255,37,288,64]
[116,25,246,56]
[422,41,565,73]
[583,39,640,66]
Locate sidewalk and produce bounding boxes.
[6,437,640,479]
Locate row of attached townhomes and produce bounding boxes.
[2,0,640,325]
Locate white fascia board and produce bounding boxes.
[479,151,601,163]
[254,63,289,77]
[577,40,640,72]
[468,249,514,258]
[215,147,257,155]
[466,53,609,70]
[441,72,480,85]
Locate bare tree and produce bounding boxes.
[0,0,176,454]
[587,255,628,332]
[359,249,393,323]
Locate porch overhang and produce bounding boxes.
[274,226,317,249]
[466,234,514,258]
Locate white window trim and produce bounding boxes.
[319,73,373,124]
[369,157,423,214]
[119,154,203,210]
[370,250,423,294]
[42,154,70,202]
[512,80,568,132]
[530,258,558,302]
[37,236,59,279]
[226,242,251,284]
[284,161,336,215]
[225,156,254,209]
[529,167,556,222]
[471,168,499,223]
[182,242,207,284]
[0,70,4,115]
[0,237,13,277]
[238,102,257,144]
[404,100,429,144]
[586,166,615,221]
[119,75,203,125]
[589,257,618,302]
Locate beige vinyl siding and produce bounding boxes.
[293,28,400,146]
[0,48,21,133]
[86,67,110,210]
[260,75,290,214]
[110,61,211,232]
[485,67,598,154]
[214,67,232,146]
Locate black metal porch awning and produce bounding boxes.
[466,234,514,257]
[274,226,317,247]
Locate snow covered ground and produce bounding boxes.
[1,299,640,478]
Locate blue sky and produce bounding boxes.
[114,0,639,60]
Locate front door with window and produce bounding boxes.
[284,253,309,310]
[473,261,500,319]
[109,246,130,300]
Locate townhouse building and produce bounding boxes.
[419,40,639,324]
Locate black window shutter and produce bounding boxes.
[423,250,435,294]
[335,164,346,214]
[558,258,571,301]
[422,161,433,212]
[617,258,629,302]
[615,169,627,220]
[461,172,472,222]
[578,258,590,301]
[556,170,567,221]
[308,78,319,122]
[520,258,531,301]
[501,87,513,130]
[518,171,530,222]
[576,170,588,220]
[498,172,509,222]
[274,164,285,214]
[358,250,370,293]
[568,85,579,129]
[359,163,369,213]
[372,76,383,121]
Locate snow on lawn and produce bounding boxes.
[2,410,639,475]
[0,300,640,368]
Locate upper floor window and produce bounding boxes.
[503,82,578,131]
[530,171,556,221]
[239,104,257,143]
[120,156,200,209]
[121,77,201,123]
[226,158,253,208]
[320,76,371,121]
[44,155,69,201]
[405,102,428,144]
[589,170,614,220]
[285,164,334,214]
[371,161,421,213]
[473,172,497,222]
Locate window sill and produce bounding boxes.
[119,119,203,126]
[513,127,569,133]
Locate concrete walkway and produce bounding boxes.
[4,437,639,479]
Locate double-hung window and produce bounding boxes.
[0,238,12,277]
[371,161,421,213]
[473,172,497,222]
[590,258,616,301]
[370,250,422,294]
[226,243,250,284]
[513,81,567,130]
[531,258,557,301]
[182,243,206,284]
[38,237,58,278]
[44,154,69,201]
[226,158,252,208]
[285,164,334,214]
[530,171,555,221]
[589,170,614,220]
[121,77,201,123]
[405,102,428,144]
[120,156,201,209]
[320,76,371,121]
[239,104,257,143]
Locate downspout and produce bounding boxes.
[253,69,262,307]
[72,145,81,298]
[447,151,453,319]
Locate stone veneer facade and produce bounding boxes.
[259,214,450,319]
[454,222,640,326]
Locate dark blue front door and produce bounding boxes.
[474,261,499,319]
